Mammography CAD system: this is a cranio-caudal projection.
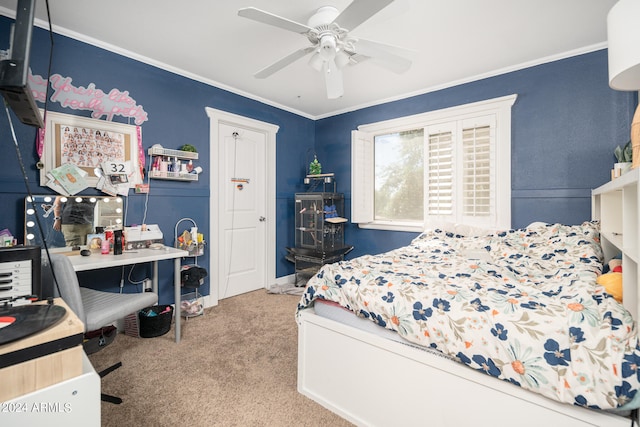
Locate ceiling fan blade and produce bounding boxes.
[353,38,412,74]
[255,47,315,79]
[323,59,344,99]
[238,7,312,34]
[332,0,394,31]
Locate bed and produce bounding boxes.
[296,221,639,427]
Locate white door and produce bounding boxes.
[219,123,265,298]
[207,108,278,303]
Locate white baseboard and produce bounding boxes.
[202,293,216,309]
[271,273,296,287]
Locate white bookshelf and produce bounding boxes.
[592,167,640,318]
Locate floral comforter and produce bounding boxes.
[297,222,640,410]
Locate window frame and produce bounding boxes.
[351,94,517,232]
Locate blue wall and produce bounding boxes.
[314,50,637,258]
[0,17,314,304]
[1,16,637,301]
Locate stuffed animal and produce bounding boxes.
[609,258,622,273]
[597,257,623,302]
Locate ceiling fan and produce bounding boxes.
[237,0,412,99]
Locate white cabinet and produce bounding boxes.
[0,353,100,427]
[592,168,640,318]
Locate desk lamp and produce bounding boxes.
[608,0,640,168]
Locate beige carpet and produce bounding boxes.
[88,290,353,427]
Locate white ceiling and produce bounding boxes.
[0,0,619,119]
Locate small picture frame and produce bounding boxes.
[86,233,105,251]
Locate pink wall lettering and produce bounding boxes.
[29,72,149,125]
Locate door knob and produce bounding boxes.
[259,216,266,222]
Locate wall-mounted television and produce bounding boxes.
[0,0,43,128]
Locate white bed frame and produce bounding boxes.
[297,308,632,427]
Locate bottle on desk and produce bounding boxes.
[113,230,123,255]
[101,238,110,255]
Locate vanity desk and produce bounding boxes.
[65,246,189,343]
[24,195,190,343]
[24,194,189,343]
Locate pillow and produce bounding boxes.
[526,221,549,229]
[453,224,496,237]
[596,272,623,303]
[425,221,495,237]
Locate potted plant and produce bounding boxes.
[614,140,632,177]
[309,155,322,175]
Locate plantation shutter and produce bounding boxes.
[351,130,374,223]
[352,94,515,231]
[460,115,496,226]
[425,123,455,222]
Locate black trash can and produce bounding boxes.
[138,305,173,338]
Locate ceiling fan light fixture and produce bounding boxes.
[319,35,337,61]
[308,52,323,72]
[335,50,351,69]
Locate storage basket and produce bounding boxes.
[138,305,173,338]
[180,264,208,288]
[175,218,205,257]
[181,291,204,318]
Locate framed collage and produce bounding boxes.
[39,110,141,188]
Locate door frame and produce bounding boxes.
[206,107,278,305]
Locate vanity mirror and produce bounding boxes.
[24,195,123,249]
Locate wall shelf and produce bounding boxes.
[148,171,198,181]
[148,147,199,181]
[148,147,198,160]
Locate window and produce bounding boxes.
[352,95,516,232]
[374,129,424,222]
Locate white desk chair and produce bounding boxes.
[42,253,158,404]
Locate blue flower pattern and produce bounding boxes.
[297,222,640,410]
[543,339,571,366]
